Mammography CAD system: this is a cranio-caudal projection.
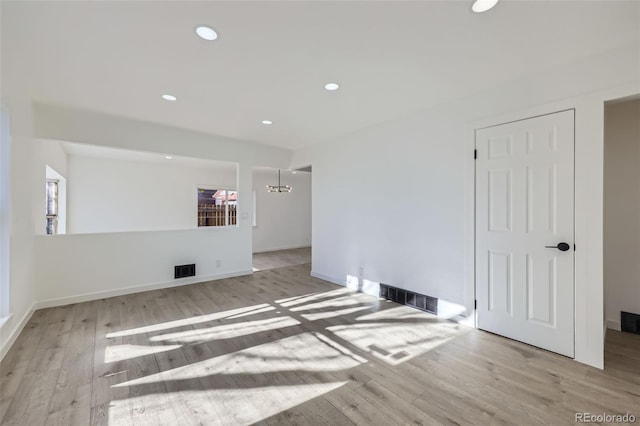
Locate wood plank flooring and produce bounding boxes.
[252,247,311,271]
[1,261,639,425]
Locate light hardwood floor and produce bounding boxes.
[252,247,311,271]
[1,263,638,425]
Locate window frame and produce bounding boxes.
[45,178,59,235]
[195,185,238,228]
[0,108,11,322]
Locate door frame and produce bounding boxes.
[472,108,576,357]
[463,83,639,369]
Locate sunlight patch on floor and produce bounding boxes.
[225,305,276,319]
[104,344,182,364]
[149,316,300,344]
[275,291,323,305]
[290,293,370,313]
[106,303,272,338]
[113,332,364,389]
[328,306,469,365]
[301,305,371,321]
[278,288,353,308]
[108,382,347,425]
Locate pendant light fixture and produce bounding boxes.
[266,169,292,193]
[472,0,499,13]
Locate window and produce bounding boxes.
[253,190,257,227]
[46,179,59,235]
[197,188,237,227]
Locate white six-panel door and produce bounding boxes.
[476,110,575,357]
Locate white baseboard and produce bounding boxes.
[0,303,36,362]
[310,270,346,286]
[606,320,621,331]
[253,245,311,254]
[0,313,13,329]
[34,269,253,310]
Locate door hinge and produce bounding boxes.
[474,149,477,160]
[574,244,576,251]
[474,299,477,310]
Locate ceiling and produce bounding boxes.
[2,1,639,150]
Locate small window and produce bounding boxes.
[197,188,237,227]
[45,179,59,235]
[252,190,257,227]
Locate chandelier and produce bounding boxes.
[266,169,292,193]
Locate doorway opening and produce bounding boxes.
[603,95,640,369]
[251,166,312,272]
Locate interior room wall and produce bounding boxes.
[29,105,291,311]
[0,96,38,360]
[35,227,249,304]
[252,169,311,253]
[67,155,236,234]
[292,43,640,368]
[604,98,640,330]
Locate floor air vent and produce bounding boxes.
[621,311,640,335]
[379,284,437,315]
[175,264,196,279]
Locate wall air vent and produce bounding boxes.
[379,284,438,315]
[175,264,196,279]
[621,311,640,335]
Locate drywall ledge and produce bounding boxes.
[33,269,253,310]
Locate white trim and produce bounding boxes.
[0,304,35,361]
[310,270,346,286]
[0,109,10,318]
[33,269,253,310]
[253,245,311,254]
[606,320,621,331]
[0,313,13,329]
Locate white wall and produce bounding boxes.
[26,106,291,317]
[35,227,250,305]
[0,96,38,360]
[252,169,311,253]
[67,155,236,234]
[292,43,640,368]
[604,99,640,330]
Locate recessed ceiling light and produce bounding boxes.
[472,0,499,13]
[165,156,173,159]
[162,94,177,101]
[195,25,218,41]
[262,120,273,125]
[291,171,297,174]
[324,83,340,91]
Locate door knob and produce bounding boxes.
[545,242,571,251]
